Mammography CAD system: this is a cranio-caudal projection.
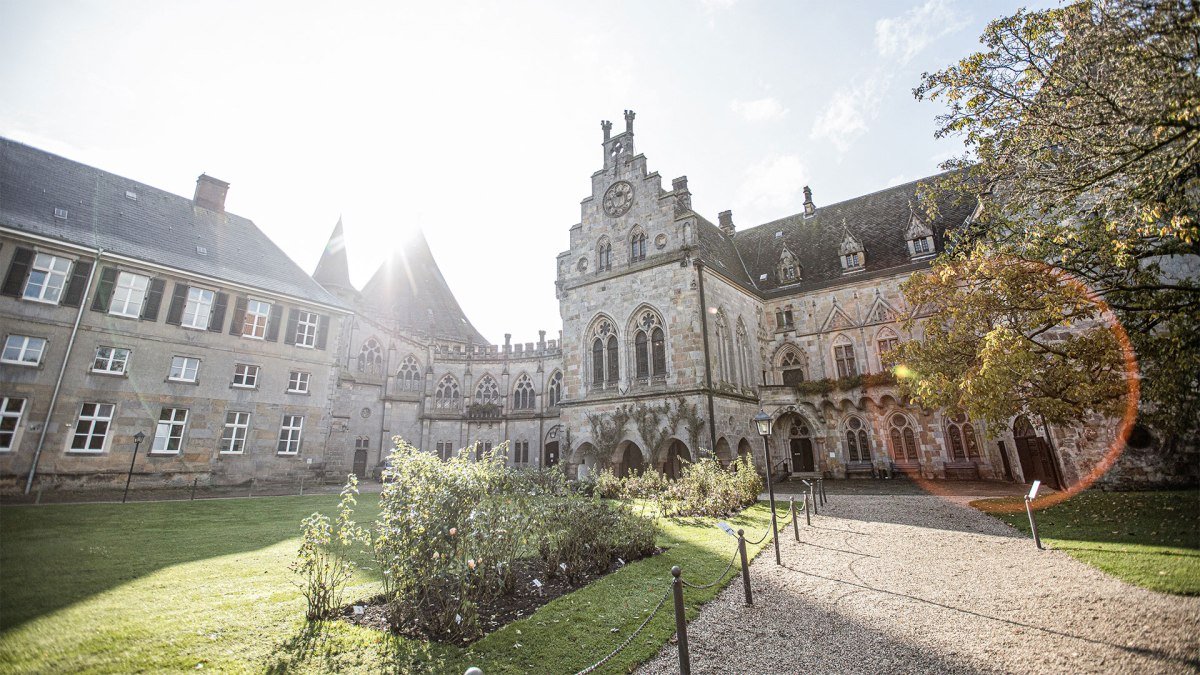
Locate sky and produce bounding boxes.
[0,0,1047,345]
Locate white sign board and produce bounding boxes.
[801,480,812,487]
[717,521,736,537]
[1028,480,1042,500]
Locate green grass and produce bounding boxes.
[973,489,1200,595]
[0,495,783,673]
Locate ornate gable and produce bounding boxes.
[822,304,857,331]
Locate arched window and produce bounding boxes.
[832,335,858,378]
[845,416,871,462]
[630,229,646,263]
[632,310,667,380]
[876,328,900,370]
[780,349,805,386]
[946,413,980,461]
[736,319,750,385]
[889,413,919,462]
[397,355,421,391]
[777,248,800,283]
[512,374,535,409]
[358,337,384,375]
[547,370,564,407]
[597,237,612,272]
[590,318,619,387]
[434,375,460,409]
[474,375,500,405]
[714,310,732,384]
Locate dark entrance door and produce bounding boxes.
[1013,417,1061,489]
[790,438,814,472]
[353,448,368,478]
[544,441,559,467]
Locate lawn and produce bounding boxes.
[0,494,783,673]
[972,489,1200,595]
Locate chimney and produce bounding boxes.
[194,174,230,212]
[802,185,815,218]
[672,176,692,216]
[718,210,735,236]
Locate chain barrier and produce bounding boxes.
[680,548,740,590]
[574,585,672,675]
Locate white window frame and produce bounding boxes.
[295,311,319,348]
[151,407,188,454]
[287,370,311,394]
[69,402,115,453]
[277,415,304,455]
[220,411,250,454]
[2,335,47,366]
[181,287,215,330]
[242,299,270,339]
[169,356,200,382]
[92,346,131,375]
[110,271,150,318]
[0,397,27,452]
[23,253,72,304]
[232,363,260,388]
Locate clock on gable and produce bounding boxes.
[602,181,634,217]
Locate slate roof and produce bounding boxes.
[0,138,347,310]
[313,217,353,291]
[360,230,490,345]
[696,175,975,297]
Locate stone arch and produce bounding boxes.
[775,411,818,474]
[714,436,732,466]
[655,437,692,480]
[737,438,754,467]
[511,372,535,410]
[887,411,920,464]
[840,413,874,464]
[358,336,384,375]
[474,373,501,405]
[585,313,620,387]
[773,343,807,386]
[433,374,460,410]
[573,441,599,479]
[615,439,647,477]
[396,354,422,391]
[545,369,564,408]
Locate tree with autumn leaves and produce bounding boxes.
[898,0,1199,442]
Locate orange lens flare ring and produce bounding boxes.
[890,256,1140,512]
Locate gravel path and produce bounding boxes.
[638,494,1200,674]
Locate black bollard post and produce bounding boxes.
[821,478,827,505]
[1024,496,1044,550]
[300,476,305,497]
[249,478,255,498]
[191,478,197,501]
[737,530,753,606]
[671,566,691,675]
[790,497,800,541]
[810,482,818,516]
[803,492,811,526]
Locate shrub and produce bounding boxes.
[593,468,622,498]
[660,455,762,518]
[368,439,658,641]
[620,468,668,500]
[290,476,369,620]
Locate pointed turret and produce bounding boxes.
[362,229,489,345]
[313,217,353,293]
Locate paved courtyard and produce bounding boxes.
[640,491,1200,674]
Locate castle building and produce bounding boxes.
[2,114,1136,493]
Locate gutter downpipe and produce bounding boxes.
[693,259,718,454]
[26,247,102,494]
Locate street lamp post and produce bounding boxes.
[754,409,781,565]
[123,431,146,504]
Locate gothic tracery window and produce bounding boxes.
[630,229,646,263]
[597,237,612,272]
[398,355,421,391]
[590,318,619,387]
[777,248,800,283]
[780,349,805,385]
[889,413,919,462]
[633,310,666,379]
[547,370,564,407]
[736,319,750,385]
[358,337,384,375]
[474,374,501,405]
[512,374,535,409]
[876,328,900,369]
[946,413,980,461]
[434,375,460,409]
[845,416,871,462]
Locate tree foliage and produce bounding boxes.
[910,0,1200,436]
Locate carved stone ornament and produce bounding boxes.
[360,407,371,419]
[577,257,588,272]
[602,181,634,217]
[655,233,667,249]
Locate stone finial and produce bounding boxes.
[718,210,735,236]
[802,185,815,217]
[601,120,612,141]
[624,109,636,133]
[672,176,692,216]
[672,176,688,192]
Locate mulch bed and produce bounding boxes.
[340,548,666,645]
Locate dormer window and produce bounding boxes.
[905,202,936,259]
[839,226,865,274]
[776,247,800,284]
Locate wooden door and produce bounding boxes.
[352,448,368,478]
[790,438,814,472]
[544,442,559,466]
